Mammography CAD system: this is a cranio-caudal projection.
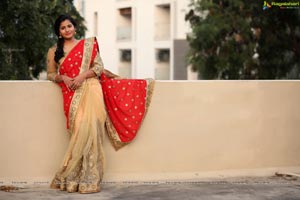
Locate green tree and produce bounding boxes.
[0,0,86,80]
[185,0,300,79]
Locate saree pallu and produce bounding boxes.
[50,37,154,193]
[101,73,154,150]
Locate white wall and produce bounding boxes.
[84,0,119,74]
[174,0,191,39]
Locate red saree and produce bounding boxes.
[49,37,154,193]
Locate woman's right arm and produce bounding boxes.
[47,47,59,82]
[47,48,74,89]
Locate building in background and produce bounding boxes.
[74,0,197,80]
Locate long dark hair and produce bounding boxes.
[54,14,77,63]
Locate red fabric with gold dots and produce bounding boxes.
[100,74,147,143]
[58,39,99,129]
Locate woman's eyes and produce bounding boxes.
[60,25,73,30]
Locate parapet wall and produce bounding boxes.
[0,81,300,184]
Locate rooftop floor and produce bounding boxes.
[1,176,300,200]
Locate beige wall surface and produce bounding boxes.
[0,81,300,184]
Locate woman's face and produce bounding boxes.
[59,19,76,40]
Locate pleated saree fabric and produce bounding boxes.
[48,37,154,193]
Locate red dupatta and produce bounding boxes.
[100,74,154,150]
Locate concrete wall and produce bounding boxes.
[0,81,300,184]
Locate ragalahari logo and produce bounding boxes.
[263,1,300,10]
[263,1,272,10]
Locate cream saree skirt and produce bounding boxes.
[50,78,106,193]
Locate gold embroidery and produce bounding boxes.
[69,84,86,133]
[105,116,128,151]
[69,37,95,133]
[144,79,155,116]
[80,38,92,73]
[90,53,104,77]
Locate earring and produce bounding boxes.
[59,35,62,38]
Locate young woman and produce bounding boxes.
[47,14,154,194]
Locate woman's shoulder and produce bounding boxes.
[84,36,97,40]
[48,44,57,52]
[47,44,57,58]
[83,37,98,43]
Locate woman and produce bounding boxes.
[47,14,154,194]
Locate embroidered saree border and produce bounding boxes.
[144,79,155,116]
[69,37,95,133]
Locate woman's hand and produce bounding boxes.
[71,74,86,90]
[61,75,74,90]
[112,76,122,80]
[104,69,122,79]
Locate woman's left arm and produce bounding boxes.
[47,47,58,81]
[71,51,104,90]
[90,53,104,77]
[70,70,97,90]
